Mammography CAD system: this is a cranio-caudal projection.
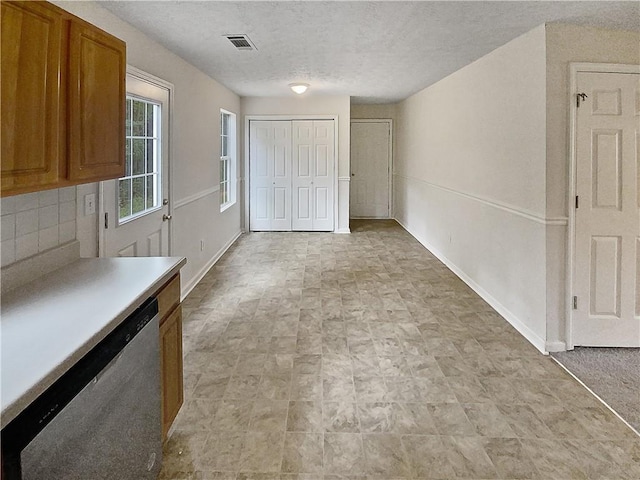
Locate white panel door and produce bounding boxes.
[350,121,391,218]
[573,71,640,347]
[102,72,170,258]
[292,121,314,231]
[249,120,292,231]
[310,120,335,231]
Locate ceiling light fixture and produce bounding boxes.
[289,83,309,94]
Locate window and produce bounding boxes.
[119,96,161,222]
[220,110,236,210]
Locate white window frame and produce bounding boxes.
[220,109,236,211]
[118,94,162,225]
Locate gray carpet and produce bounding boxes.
[552,347,640,434]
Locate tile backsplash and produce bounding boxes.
[1,187,77,267]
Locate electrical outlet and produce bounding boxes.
[84,194,96,216]
[200,240,205,251]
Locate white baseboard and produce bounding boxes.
[180,230,242,301]
[545,341,567,352]
[395,217,548,355]
[335,228,351,234]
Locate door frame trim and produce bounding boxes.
[243,115,339,233]
[98,66,175,257]
[349,118,394,219]
[566,62,640,350]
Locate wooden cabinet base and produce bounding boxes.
[158,278,184,440]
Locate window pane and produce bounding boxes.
[132,177,145,215]
[146,103,155,137]
[146,175,155,209]
[119,179,131,219]
[132,138,145,175]
[126,98,132,136]
[146,139,154,174]
[221,113,229,136]
[221,135,228,157]
[125,138,132,176]
[132,99,145,136]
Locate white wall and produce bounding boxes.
[50,1,242,296]
[351,104,397,121]
[241,95,351,233]
[544,24,640,347]
[395,25,549,352]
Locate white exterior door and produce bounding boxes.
[249,121,292,231]
[350,120,391,218]
[292,120,335,231]
[573,71,640,347]
[101,71,171,257]
[250,119,334,232]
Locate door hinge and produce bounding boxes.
[575,195,579,209]
[104,212,109,229]
[572,296,578,310]
[576,92,588,108]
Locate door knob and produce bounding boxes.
[162,214,172,221]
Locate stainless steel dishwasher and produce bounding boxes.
[1,298,162,480]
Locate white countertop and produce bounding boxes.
[0,256,186,428]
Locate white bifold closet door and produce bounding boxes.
[250,120,334,232]
[249,121,292,231]
[292,120,335,231]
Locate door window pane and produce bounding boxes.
[146,139,154,173]
[132,99,145,136]
[118,96,161,222]
[119,179,131,219]
[146,102,154,136]
[125,138,132,176]
[125,98,132,137]
[132,138,145,175]
[132,177,145,215]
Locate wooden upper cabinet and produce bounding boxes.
[0,1,126,197]
[68,20,125,182]
[1,1,64,193]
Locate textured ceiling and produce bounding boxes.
[98,1,640,104]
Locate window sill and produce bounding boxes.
[220,201,236,213]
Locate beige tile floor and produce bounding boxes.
[160,220,640,480]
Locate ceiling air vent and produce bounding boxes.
[224,34,257,51]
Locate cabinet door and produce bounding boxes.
[68,20,125,182]
[1,1,64,194]
[160,305,184,440]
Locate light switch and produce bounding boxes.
[84,194,96,216]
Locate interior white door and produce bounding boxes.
[292,121,314,231]
[292,120,335,231]
[573,71,640,347]
[101,72,170,257]
[350,121,391,218]
[249,120,292,231]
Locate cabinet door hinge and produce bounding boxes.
[575,195,579,209]
[572,296,578,310]
[104,212,109,229]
